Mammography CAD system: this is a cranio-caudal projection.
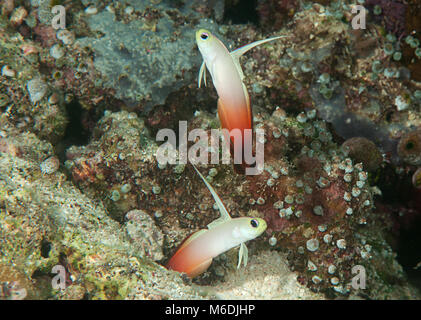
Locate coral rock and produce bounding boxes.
[397,129,421,165]
[341,137,383,172]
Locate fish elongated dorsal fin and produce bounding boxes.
[198,61,207,88]
[231,35,285,59]
[175,229,208,252]
[191,163,232,229]
[230,35,285,82]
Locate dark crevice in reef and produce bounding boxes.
[377,166,413,204]
[223,0,259,25]
[57,100,92,162]
[396,215,421,291]
[40,239,52,258]
[64,100,91,145]
[376,167,421,291]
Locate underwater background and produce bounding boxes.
[0,0,420,299]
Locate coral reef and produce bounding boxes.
[365,0,407,37]
[257,0,299,31]
[62,104,418,297]
[0,117,204,300]
[66,110,156,222]
[76,0,218,109]
[0,0,420,300]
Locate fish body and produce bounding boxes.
[196,32,252,135]
[166,217,264,277]
[166,164,267,277]
[195,29,282,172]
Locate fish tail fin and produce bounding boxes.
[217,99,255,175]
[232,132,256,174]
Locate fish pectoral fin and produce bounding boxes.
[198,61,207,88]
[237,243,248,269]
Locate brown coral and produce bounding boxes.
[341,137,383,172]
[397,129,421,165]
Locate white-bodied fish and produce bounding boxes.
[196,29,283,173]
[166,164,267,277]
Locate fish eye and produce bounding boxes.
[250,219,259,228]
[201,33,209,40]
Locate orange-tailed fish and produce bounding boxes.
[196,29,282,173]
[166,164,267,277]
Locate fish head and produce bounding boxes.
[195,29,218,60]
[238,217,267,241]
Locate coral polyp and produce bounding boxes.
[397,129,421,166]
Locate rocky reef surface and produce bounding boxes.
[0,0,420,299]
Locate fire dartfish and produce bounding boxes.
[166,164,267,277]
[195,29,282,173]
